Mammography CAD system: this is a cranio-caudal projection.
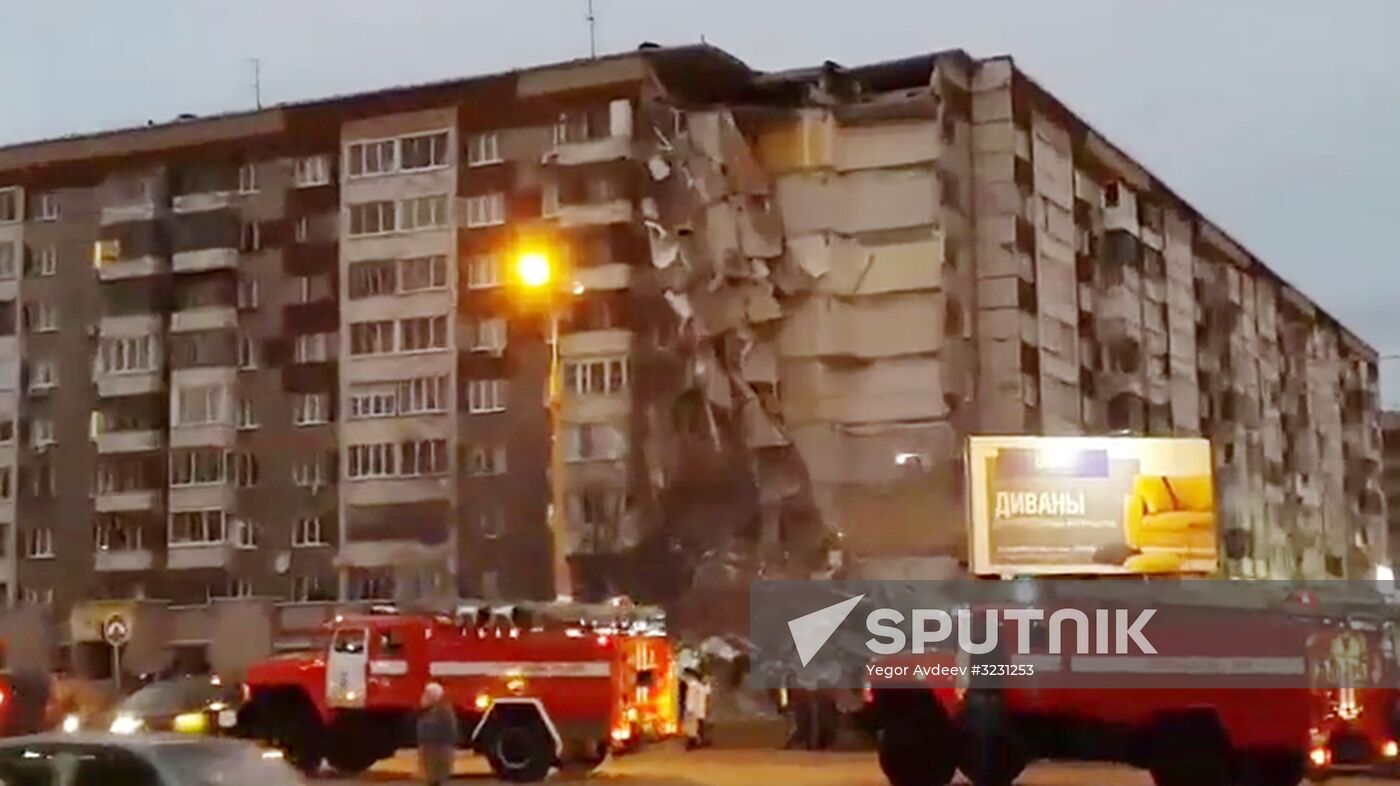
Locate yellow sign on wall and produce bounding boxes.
[967,436,1217,576]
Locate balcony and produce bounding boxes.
[95,489,160,513]
[98,255,166,281]
[168,544,231,570]
[558,199,634,228]
[170,424,237,449]
[551,135,632,167]
[171,305,237,333]
[97,370,164,398]
[573,263,631,293]
[172,248,238,273]
[169,484,237,511]
[95,549,156,572]
[283,241,337,277]
[96,429,163,454]
[172,192,234,214]
[560,328,631,359]
[100,202,160,226]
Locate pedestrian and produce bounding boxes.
[680,668,711,750]
[417,682,458,786]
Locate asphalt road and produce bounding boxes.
[315,746,1395,786]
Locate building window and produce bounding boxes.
[467,131,501,166]
[174,384,229,426]
[565,423,624,462]
[240,221,262,252]
[232,453,259,488]
[563,356,629,395]
[294,154,332,187]
[293,393,330,425]
[469,316,507,353]
[349,320,395,355]
[0,419,11,443]
[95,514,144,552]
[28,360,57,392]
[23,528,54,559]
[237,395,258,430]
[93,238,120,269]
[0,188,19,223]
[0,242,15,279]
[348,385,396,419]
[399,255,448,292]
[238,163,258,194]
[35,192,59,221]
[400,315,448,352]
[347,443,396,479]
[478,506,504,540]
[293,452,333,489]
[347,139,396,178]
[465,193,506,227]
[467,445,507,477]
[466,253,501,289]
[19,587,54,605]
[466,379,508,414]
[99,336,155,374]
[28,301,59,332]
[400,131,450,171]
[400,439,449,477]
[351,569,394,601]
[231,516,258,548]
[291,574,329,601]
[35,245,58,276]
[541,181,560,218]
[237,277,259,309]
[237,334,258,369]
[295,275,312,303]
[348,259,396,299]
[0,467,10,501]
[170,448,226,486]
[347,201,396,237]
[399,195,449,232]
[294,332,334,363]
[399,376,448,415]
[170,509,226,545]
[31,418,55,448]
[293,516,326,547]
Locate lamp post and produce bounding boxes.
[514,250,574,600]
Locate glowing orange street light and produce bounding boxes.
[515,251,554,290]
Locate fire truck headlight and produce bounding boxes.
[110,714,144,735]
[61,714,80,734]
[1384,741,1399,759]
[475,693,491,711]
[1309,747,1331,768]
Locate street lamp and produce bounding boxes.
[513,248,574,601]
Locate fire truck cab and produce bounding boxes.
[238,603,676,781]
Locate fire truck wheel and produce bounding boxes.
[556,739,608,777]
[242,690,324,775]
[324,743,381,776]
[877,722,957,786]
[483,721,556,783]
[1146,712,1233,786]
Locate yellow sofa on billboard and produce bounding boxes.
[1122,475,1216,573]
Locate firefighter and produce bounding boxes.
[416,682,458,786]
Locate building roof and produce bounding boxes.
[0,43,1374,358]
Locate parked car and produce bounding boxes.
[102,677,241,737]
[0,734,305,786]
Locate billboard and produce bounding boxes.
[967,436,1217,576]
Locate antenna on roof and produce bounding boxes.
[586,0,598,58]
[249,58,263,109]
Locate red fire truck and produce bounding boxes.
[869,589,1400,786]
[236,603,677,781]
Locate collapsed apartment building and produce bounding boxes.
[0,46,1384,643]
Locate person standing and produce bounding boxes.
[681,669,712,750]
[417,683,458,786]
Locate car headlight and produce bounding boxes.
[172,712,208,734]
[61,714,80,734]
[110,714,144,735]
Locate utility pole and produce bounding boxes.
[587,0,597,59]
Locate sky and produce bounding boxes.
[2,0,1398,397]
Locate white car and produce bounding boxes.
[0,734,305,786]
